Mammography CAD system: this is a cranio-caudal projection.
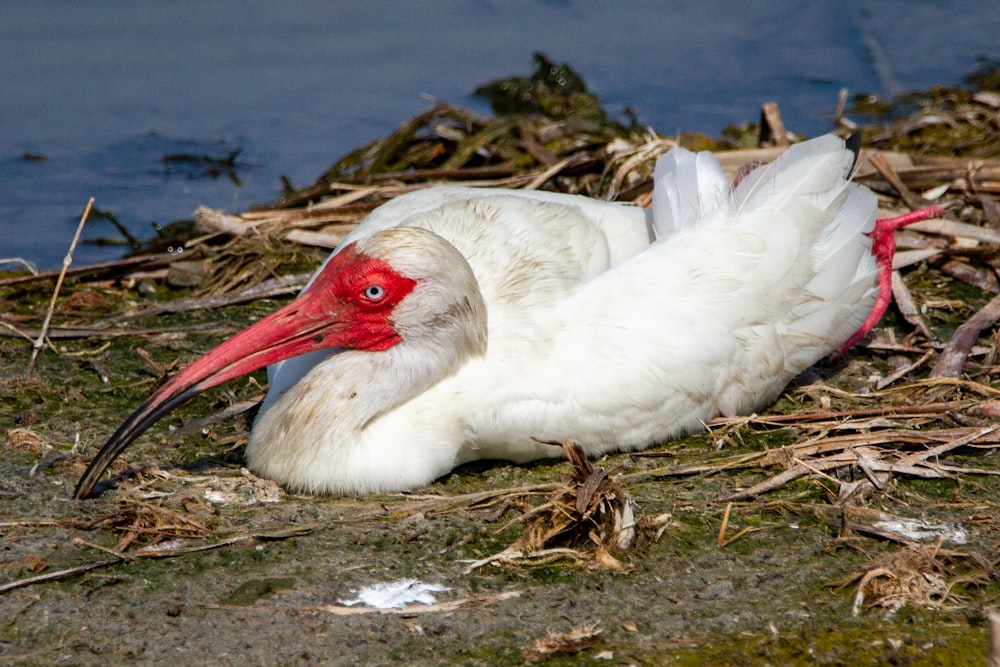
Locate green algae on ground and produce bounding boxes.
[667,619,991,667]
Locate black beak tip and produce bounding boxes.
[73,385,203,500]
[73,471,104,500]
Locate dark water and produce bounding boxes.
[2,1,997,269]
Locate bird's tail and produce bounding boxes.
[649,134,879,413]
[650,142,729,239]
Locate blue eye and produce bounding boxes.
[364,285,385,300]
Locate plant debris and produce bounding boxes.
[464,439,640,572]
[839,543,993,617]
[521,619,604,663]
[696,386,1000,505]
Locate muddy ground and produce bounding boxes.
[1,271,998,666]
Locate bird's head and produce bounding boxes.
[74,227,486,499]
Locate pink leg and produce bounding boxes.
[836,204,947,355]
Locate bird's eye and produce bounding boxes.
[363,285,385,301]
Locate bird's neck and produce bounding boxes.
[247,265,489,494]
[246,335,483,494]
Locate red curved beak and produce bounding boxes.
[74,281,353,499]
[74,242,418,499]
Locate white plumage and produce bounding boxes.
[250,134,877,492]
[75,134,880,498]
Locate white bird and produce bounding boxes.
[76,134,918,498]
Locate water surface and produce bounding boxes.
[1,1,996,268]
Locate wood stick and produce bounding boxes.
[876,350,935,390]
[990,610,1000,667]
[938,259,999,293]
[717,502,732,547]
[0,251,179,288]
[905,218,1000,245]
[26,198,93,378]
[0,323,238,341]
[95,272,309,326]
[0,525,315,594]
[706,400,964,428]
[0,558,121,595]
[890,270,933,338]
[932,292,1000,378]
[893,426,998,468]
[869,153,929,210]
[758,102,790,147]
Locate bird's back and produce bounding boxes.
[265,135,878,470]
[458,135,878,461]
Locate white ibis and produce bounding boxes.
[74,134,938,498]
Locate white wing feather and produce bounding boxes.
[259,134,879,486]
[652,147,728,238]
[464,134,877,456]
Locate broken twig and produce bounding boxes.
[26,198,93,378]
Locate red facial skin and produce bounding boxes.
[74,243,416,499]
